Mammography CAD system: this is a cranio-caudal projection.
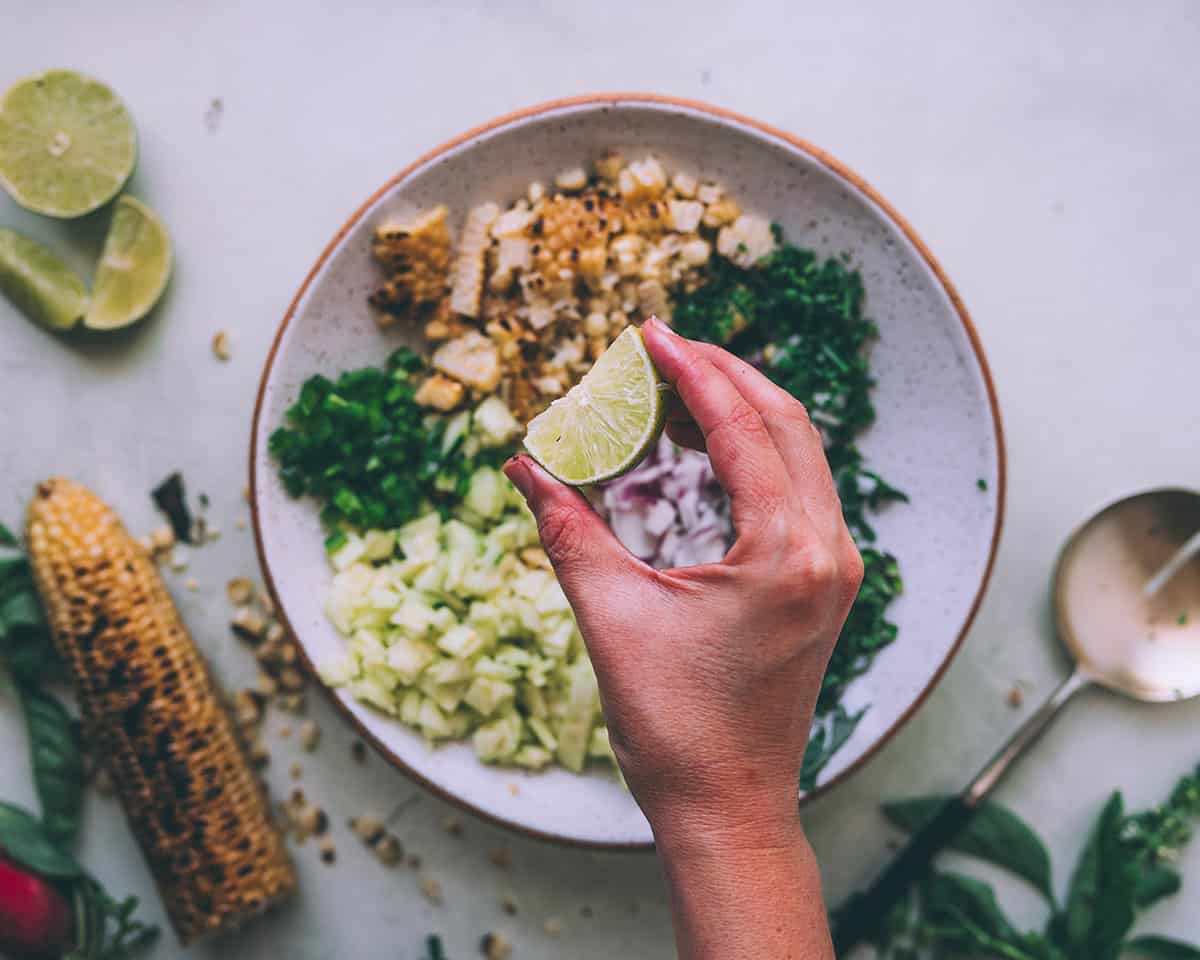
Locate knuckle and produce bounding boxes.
[842,542,866,594]
[537,504,586,567]
[784,546,839,596]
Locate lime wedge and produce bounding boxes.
[84,195,172,330]
[524,326,666,485]
[0,228,89,330]
[0,70,137,218]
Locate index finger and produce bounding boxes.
[641,317,794,532]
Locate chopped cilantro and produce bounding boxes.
[1180,612,1190,626]
[674,241,905,725]
[977,477,988,491]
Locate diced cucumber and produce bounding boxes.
[464,467,507,520]
[464,676,515,717]
[473,396,521,447]
[473,711,523,761]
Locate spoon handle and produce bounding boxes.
[830,668,1089,956]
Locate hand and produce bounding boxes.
[504,317,862,958]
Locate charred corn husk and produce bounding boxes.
[25,478,295,945]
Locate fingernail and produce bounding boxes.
[503,456,534,500]
[643,316,686,366]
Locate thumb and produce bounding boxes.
[503,455,646,610]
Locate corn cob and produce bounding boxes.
[448,202,500,318]
[25,478,295,945]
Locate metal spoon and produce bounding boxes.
[831,487,1200,955]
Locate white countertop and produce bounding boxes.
[2,2,1199,956]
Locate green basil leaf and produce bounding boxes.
[1064,792,1137,959]
[0,522,17,547]
[1134,864,1182,908]
[884,795,1055,904]
[21,687,84,848]
[1,626,65,687]
[1125,936,1200,959]
[0,589,46,632]
[923,870,1017,941]
[0,801,84,877]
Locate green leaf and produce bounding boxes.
[1134,864,1181,908]
[923,870,1016,941]
[1125,936,1200,959]
[0,589,46,632]
[0,522,16,547]
[21,687,84,848]
[800,705,865,792]
[1063,792,1137,959]
[884,795,1055,904]
[0,801,84,877]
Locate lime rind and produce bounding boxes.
[0,227,89,330]
[0,69,137,218]
[524,326,666,485]
[83,194,172,331]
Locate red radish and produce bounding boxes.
[0,853,72,958]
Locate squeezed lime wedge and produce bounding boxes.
[524,325,666,485]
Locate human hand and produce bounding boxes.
[503,315,864,839]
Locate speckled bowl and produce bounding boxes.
[251,95,1005,849]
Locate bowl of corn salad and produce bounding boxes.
[251,95,1004,847]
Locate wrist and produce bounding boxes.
[647,792,805,864]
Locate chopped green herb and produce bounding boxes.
[269,348,514,532]
[1179,612,1189,626]
[977,477,989,491]
[674,243,905,726]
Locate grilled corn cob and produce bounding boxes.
[25,478,295,945]
[448,202,500,318]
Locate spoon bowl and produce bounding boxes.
[1054,488,1200,703]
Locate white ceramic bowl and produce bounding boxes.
[251,95,1005,848]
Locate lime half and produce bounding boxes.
[0,70,137,218]
[84,195,172,330]
[525,326,666,485]
[0,228,89,330]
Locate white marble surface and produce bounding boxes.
[1,1,1198,956]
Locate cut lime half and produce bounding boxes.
[84,195,172,331]
[0,228,89,330]
[0,70,137,218]
[524,326,666,485]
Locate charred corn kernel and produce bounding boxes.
[554,166,588,192]
[702,197,741,229]
[25,478,295,944]
[637,280,671,324]
[667,200,703,233]
[593,151,624,182]
[671,171,698,197]
[527,181,545,203]
[697,182,724,204]
[681,238,711,266]
[449,202,500,318]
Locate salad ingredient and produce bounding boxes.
[321,473,610,773]
[269,348,516,532]
[524,325,665,485]
[673,240,906,725]
[0,852,72,956]
[25,478,296,944]
[0,228,89,330]
[212,329,231,361]
[449,202,500,318]
[369,205,452,323]
[0,70,137,218]
[431,330,501,392]
[84,195,172,330]
[602,434,732,567]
